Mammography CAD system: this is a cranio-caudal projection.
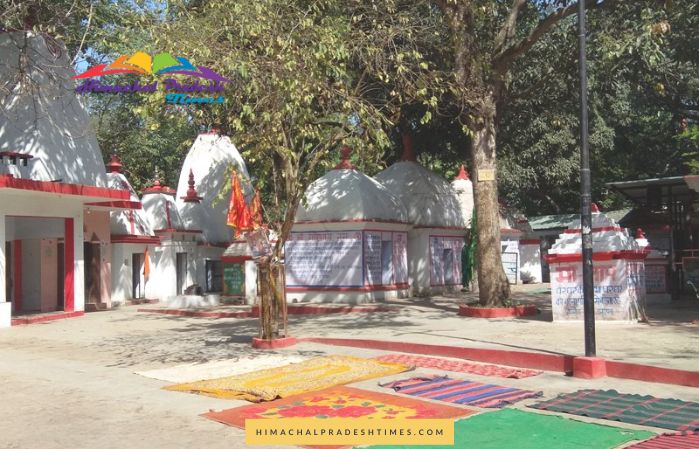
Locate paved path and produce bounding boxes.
[1,290,697,449]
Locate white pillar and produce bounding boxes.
[73,213,85,312]
[0,214,10,327]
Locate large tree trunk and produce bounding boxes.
[471,94,511,307]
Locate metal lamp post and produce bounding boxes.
[578,0,596,357]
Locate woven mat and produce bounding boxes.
[624,431,699,449]
[204,385,474,449]
[530,389,699,431]
[165,355,409,402]
[363,408,654,449]
[382,375,542,408]
[375,354,542,378]
[135,354,307,383]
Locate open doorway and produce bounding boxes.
[132,253,145,299]
[176,252,188,295]
[84,242,101,305]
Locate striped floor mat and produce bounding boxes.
[382,375,542,408]
[530,390,699,431]
[624,431,699,449]
[374,354,542,378]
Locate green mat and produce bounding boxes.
[368,409,654,449]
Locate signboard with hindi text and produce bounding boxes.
[285,231,363,287]
[223,262,245,296]
[550,259,644,321]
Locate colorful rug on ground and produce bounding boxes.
[203,385,475,449]
[623,431,699,449]
[165,355,410,402]
[364,409,654,449]
[375,354,543,379]
[203,385,474,424]
[382,375,542,408]
[136,354,307,383]
[529,390,699,431]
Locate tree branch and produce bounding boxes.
[71,0,94,64]
[494,0,527,55]
[492,0,606,73]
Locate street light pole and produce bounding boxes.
[578,0,596,357]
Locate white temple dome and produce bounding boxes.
[142,181,186,231]
[105,156,153,236]
[175,132,250,244]
[0,32,107,186]
[296,147,407,223]
[375,138,462,228]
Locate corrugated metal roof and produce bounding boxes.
[528,209,631,231]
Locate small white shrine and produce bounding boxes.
[141,179,201,302]
[176,132,251,295]
[106,156,160,304]
[286,146,410,303]
[375,136,465,296]
[546,204,647,321]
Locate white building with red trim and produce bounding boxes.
[0,32,139,326]
[285,146,411,303]
[547,204,647,321]
[375,136,466,296]
[106,156,160,304]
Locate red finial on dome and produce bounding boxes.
[106,154,123,173]
[181,169,203,203]
[400,133,417,162]
[143,178,163,194]
[635,228,646,239]
[334,145,355,169]
[454,164,470,180]
[591,203,600,213]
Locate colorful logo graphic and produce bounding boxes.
[73,51,229,82]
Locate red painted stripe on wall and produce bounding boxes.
[64,218,74,312]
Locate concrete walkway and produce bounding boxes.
[0,287,697,449]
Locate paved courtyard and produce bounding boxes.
[1,287,698,449]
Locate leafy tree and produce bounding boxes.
[152,0,444,338]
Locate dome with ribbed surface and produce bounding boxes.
[375,161,463,228]
[296,168,407,223]
[175,132,250,244]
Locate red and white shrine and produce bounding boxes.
[546,204,647,321]
[375,136,465,296]
[285,146,410,303]
[0,32,139,326]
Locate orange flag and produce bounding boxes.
[226,170,253,236]
[250,188,263,228]
[143,246,151,281]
